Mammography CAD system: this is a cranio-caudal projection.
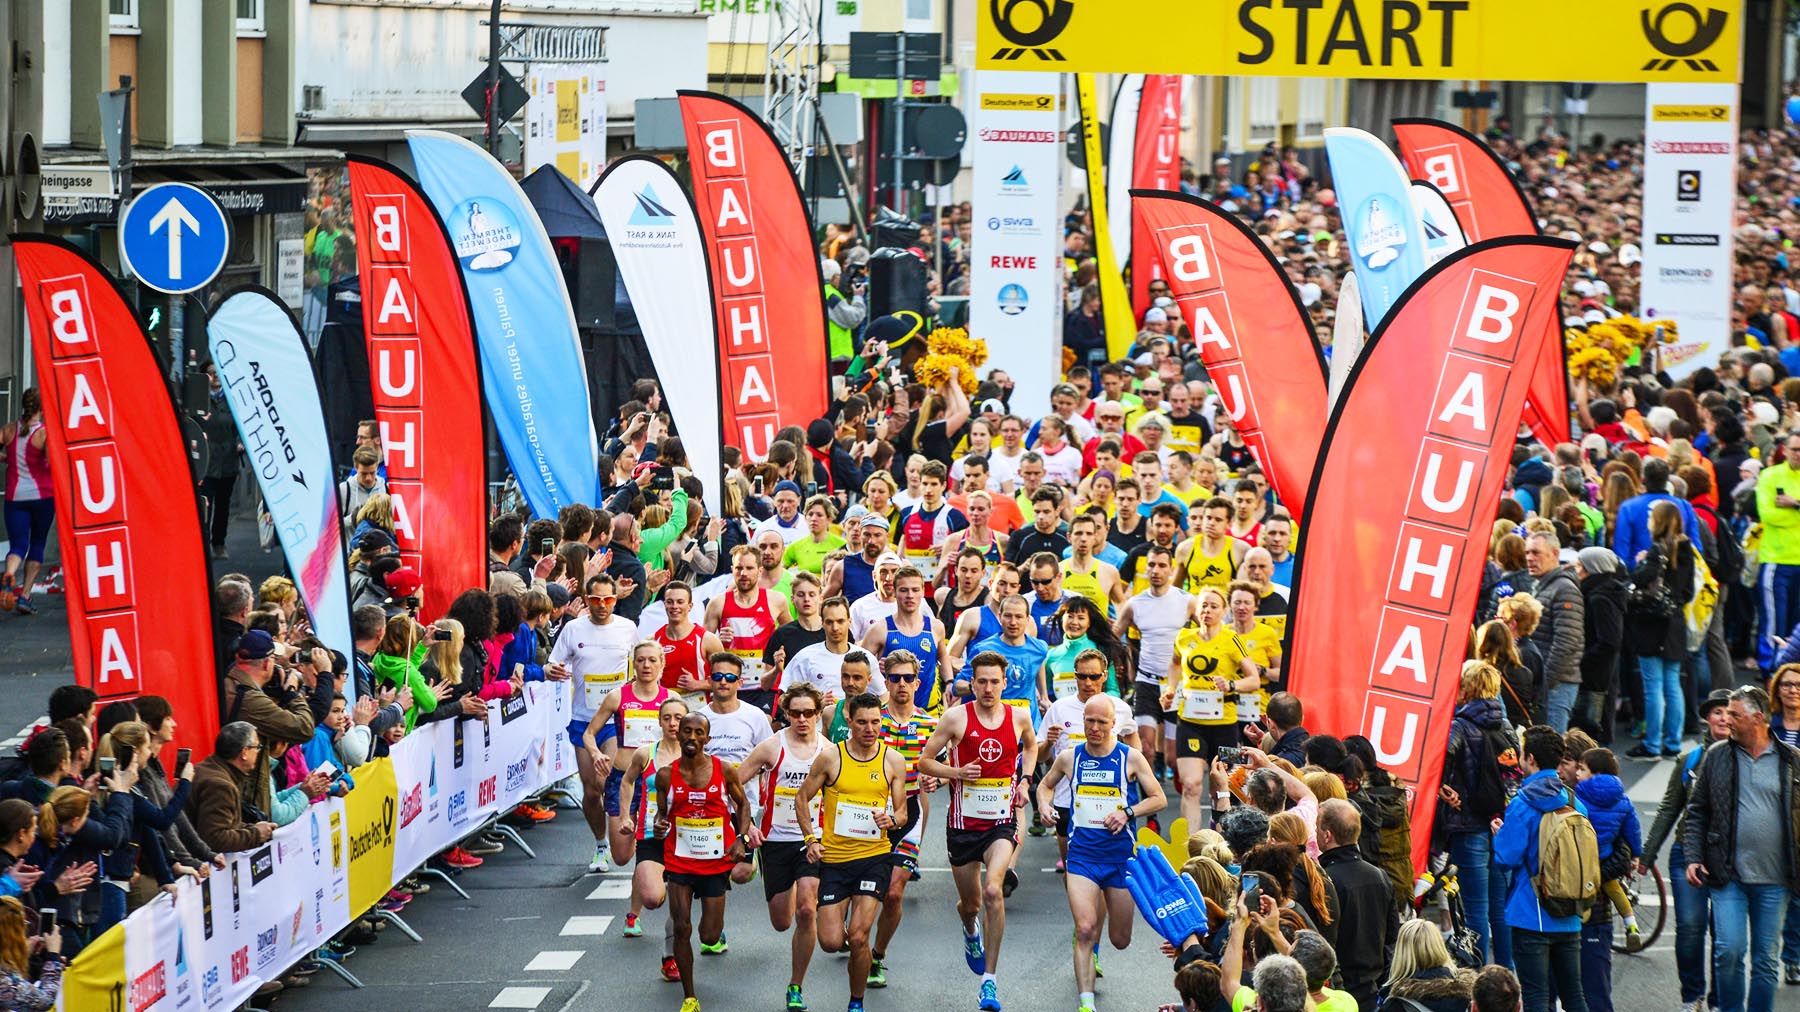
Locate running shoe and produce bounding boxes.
[680,998,701,1012]
[1093,950,1103,979]
[622,912,643,938]
[661,956,681,982]
[786,985,808,1011]
[1001,868,1019,898]
[510,802,557,823]
[847,1001,864,1012]
[1624,926,1644,953]
[962,923,986,975]
[867,958,887,988]
[13,596,33,616]
[589,844,612,873]
[0,573,14,612]
[1786,961,1800,985]
[978,979,1002,1011]
[1077,1002,1096,1012]
[441,846,483,868]
[1027,823,1049,837]
[699,934,727,955]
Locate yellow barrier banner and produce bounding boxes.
[1075,75,1139,362]
[344,756,399,916]
[978,1,1740,84]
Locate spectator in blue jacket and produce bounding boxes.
[1572,746,1641,1012]
[1493,725,1590,1012]
[1611,458,1701,570]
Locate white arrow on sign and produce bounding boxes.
[147,197,202,281]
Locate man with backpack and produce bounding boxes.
[1494,725,1600,1012]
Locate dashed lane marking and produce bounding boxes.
[586,880,632,900]
[524,951,584,972]
[489,985,552,1009]
[559,915,613,936]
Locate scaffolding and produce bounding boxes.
[762,0,821,179]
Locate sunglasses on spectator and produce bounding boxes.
[709,671,741,683]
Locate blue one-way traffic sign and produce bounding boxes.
[120,182,230,294]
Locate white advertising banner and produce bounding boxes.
[1640,82,1738,379]
[971,70,1063,415]
[525,63,609,192]
[59,683,578,1011]
[592,156,724,513]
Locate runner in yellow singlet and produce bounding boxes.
[1159,586,1259,830]
[1177,496,1247,593]
[1060,513,1123,618]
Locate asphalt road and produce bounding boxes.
[266,769,1695,1012]
[0,493,1696,1011]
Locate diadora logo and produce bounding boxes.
[989,0,1073,62]
[1639,4,1729,72]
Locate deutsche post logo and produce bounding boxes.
[1640,3,1729,72]
[990,0,1073,62]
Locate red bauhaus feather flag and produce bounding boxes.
[13,237,218,759]
[1394,119,1571,448]
[346,157,487,620]
[1285,237,1574,871]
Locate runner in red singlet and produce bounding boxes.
[658,580,724,702]
[917,652,1039,1012]
[705,546,792,698]
[655,712,759,1012]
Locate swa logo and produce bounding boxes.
[449,789,469,825]
[990,0,1073,62]
[1640,4,1729,72]
[202,966,221,1005]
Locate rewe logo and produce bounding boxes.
[1640,3,1729,72]
[628,184,677,226]
[989,0,1073,62]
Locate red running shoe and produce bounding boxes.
[661,956,681,982]
[442,846,484,868]
[511,802,556,823]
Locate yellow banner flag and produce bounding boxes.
[1076,74,1138,363]
[981,1,1739,84]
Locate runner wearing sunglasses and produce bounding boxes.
[871,650,940,990]
[586,640,675,876]
[736,684,830,1011]
[552,572,641,874]
[698,652,773,906]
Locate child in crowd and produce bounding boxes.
[1574,747,1644,952]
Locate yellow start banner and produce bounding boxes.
[977,0,1741,84]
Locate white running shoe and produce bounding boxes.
[588,843,612,874]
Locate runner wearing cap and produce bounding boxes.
[849,552,903,641]
[831,514,891,604]
[756,480,809,546]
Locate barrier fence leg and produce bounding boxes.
[491,822,537,859]
[369,908,423,942]
[415,865,471,899]
[314,955,366,989]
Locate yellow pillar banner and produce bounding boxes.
[1076,74,1139,363]
[61,919,128,1010]
[980,1,1740,84]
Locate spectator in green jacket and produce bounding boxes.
[371,614,439,731]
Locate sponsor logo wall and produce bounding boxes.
[970,70,1063,416]
[56,683,577,1012]
[1641,82,1738,378]
[524,63,608,192]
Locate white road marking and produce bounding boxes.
[560,915,613,936]
[586,880,632,900]
[490,986,552,1008]
[525,951,584,972]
